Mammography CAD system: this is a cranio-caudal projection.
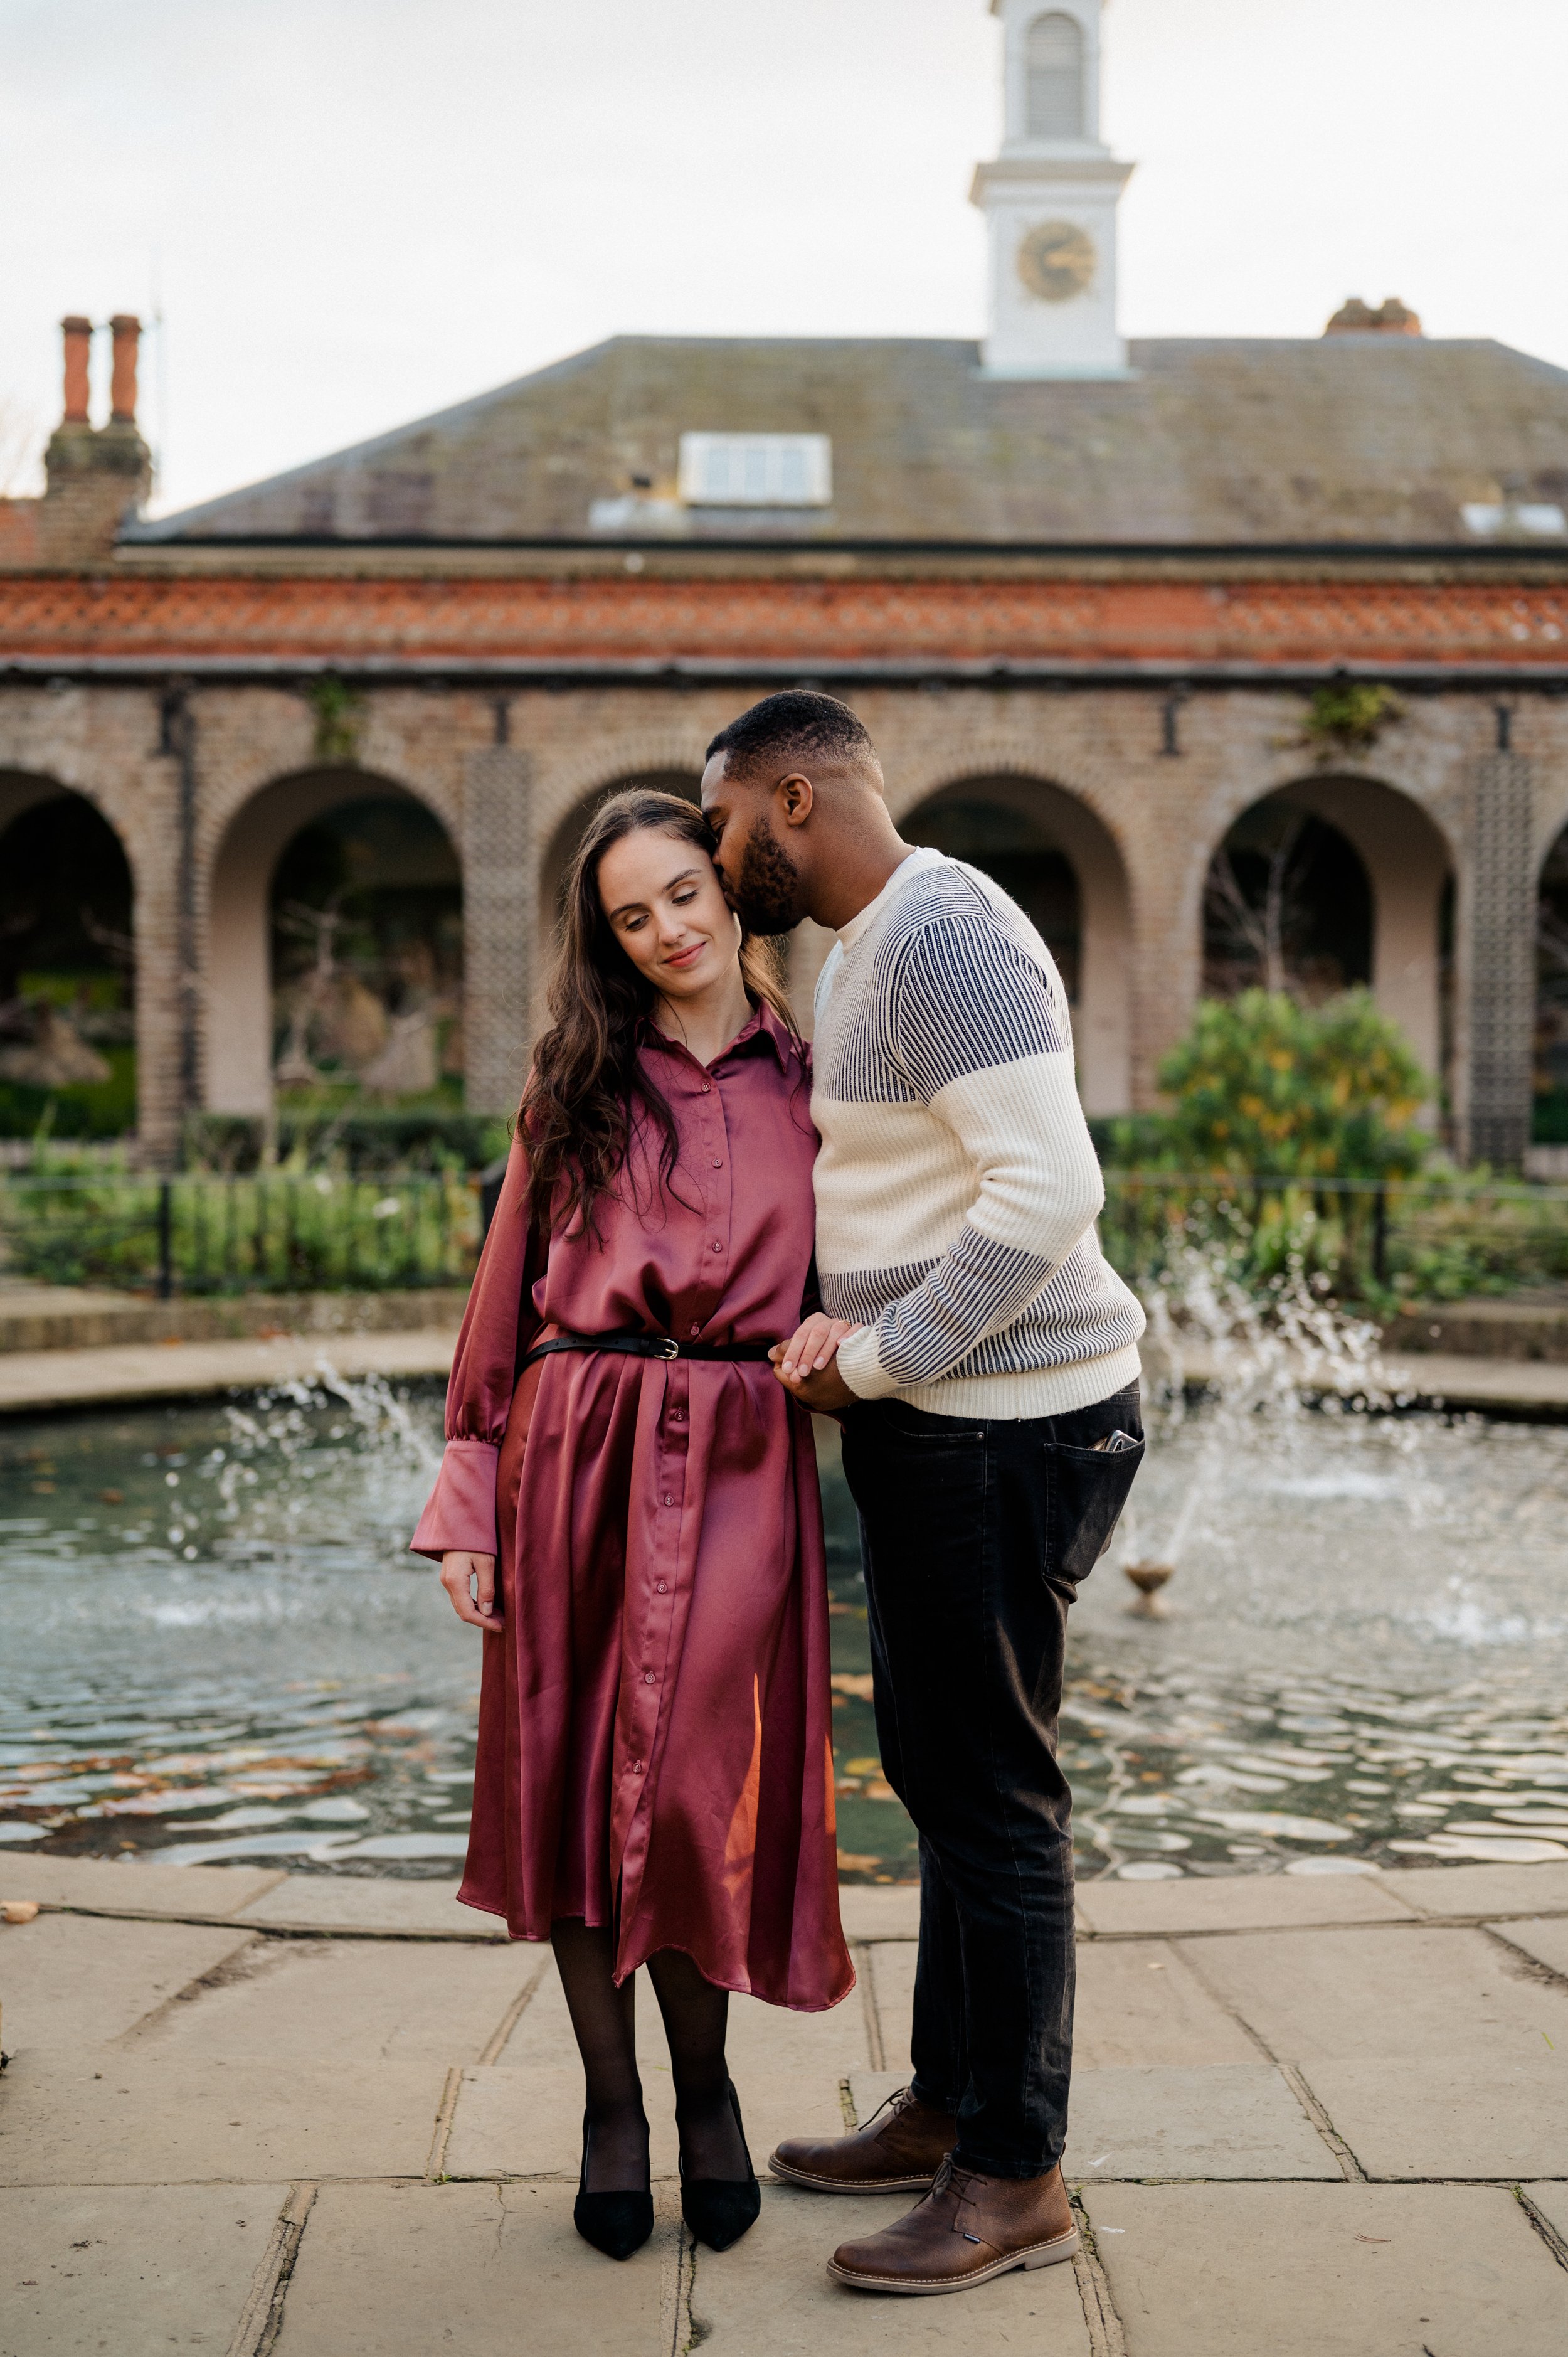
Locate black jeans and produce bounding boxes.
[840,1380,1144,2179]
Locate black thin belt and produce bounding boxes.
[521,1331,776,1372]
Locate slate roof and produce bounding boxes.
[129,333,1568,551]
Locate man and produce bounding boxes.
[701,690,1145,2297]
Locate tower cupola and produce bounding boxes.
[970,1,1134,377]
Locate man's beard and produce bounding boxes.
[732,816,807,935]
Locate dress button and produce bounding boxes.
[709,1241,722,1254]
[661,1492,674,1506]
[644,1670,655,1684]
[712,1157,723,1168]
[701,1083,711,1094]
[689,1322,700,1336]
[656,1580,668,1594]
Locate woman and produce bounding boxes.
[411,789,852,2264]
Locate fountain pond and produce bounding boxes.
[3,1360,1566,1887]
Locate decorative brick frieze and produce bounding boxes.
[3,571,1568,669]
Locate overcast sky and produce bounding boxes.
[3,0,1565,515]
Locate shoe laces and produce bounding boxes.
[861,2084,918,2132]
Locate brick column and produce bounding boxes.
[1462,752,1536,1167]
[462,747,535,1115]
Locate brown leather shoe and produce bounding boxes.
[769,2086,958,2194]
[827,2156,1079,2296]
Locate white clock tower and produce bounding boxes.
[971,1,1134,378]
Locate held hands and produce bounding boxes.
[770,1314,862,1413]
[440,1551,502,1632]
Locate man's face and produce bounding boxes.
[701,753,809,935]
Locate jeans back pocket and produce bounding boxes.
[1044,1435,1147,1591]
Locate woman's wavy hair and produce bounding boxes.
[520,789,797,1233]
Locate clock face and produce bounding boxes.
[1016,220,1096,304]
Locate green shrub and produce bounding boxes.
[1157,989,1431,1181]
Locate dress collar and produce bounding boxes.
[639,995,795,1070]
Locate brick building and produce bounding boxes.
[3,0,1568,1165]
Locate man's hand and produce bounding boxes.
[439,1550,502,1632]
[771,1316,862,1413]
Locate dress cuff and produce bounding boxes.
[409,1439,501,1560]
[835,1326,901,1402]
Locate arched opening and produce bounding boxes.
[1026,11,1084,139]
[207,771,462,1118]
[537,770,701,970]
[900,775,1131,1114]
[1534,828,1568,1142]
[1203,806,1372,1001]
[0,779,135,1137]
[1202,778,1453,1100]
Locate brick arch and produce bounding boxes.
[898,769,1134,1117]
[1196,771,1454,1088]
[204,763,462,1117]
[532,733,716,853]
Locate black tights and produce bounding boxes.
[551,1919,750,2193]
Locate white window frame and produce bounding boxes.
[677,433,832,508]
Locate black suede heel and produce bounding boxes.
[679,2081,761,2252]
[573,2113,654,2260]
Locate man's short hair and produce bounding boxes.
[706,691,877,785]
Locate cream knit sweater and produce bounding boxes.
[815,849,1144,1420]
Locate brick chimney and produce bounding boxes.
[40,311,152,568]
[109,314,142,424]
[61,315,93,423]
[1324,296,1422,337]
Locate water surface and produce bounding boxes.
[3,1377,1566,1885]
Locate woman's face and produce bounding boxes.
[596,826,742,1003]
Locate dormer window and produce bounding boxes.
[1025,11,1084,139]
[677,433,832,507]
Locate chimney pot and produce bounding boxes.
[61,315,93,424]
[109,314,142,425]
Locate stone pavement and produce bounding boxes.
[1,1856,1564,2354]
[0,1327,458,1416]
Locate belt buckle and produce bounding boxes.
[655,1336,680,1360]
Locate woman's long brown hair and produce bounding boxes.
[520,789,796,1233]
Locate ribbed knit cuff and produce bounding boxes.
[835,1326,901,1401]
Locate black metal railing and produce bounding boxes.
[0,1171,483,1297]
[1099,1171,1568,1302]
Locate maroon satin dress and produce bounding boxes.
[411,1002,852,2011]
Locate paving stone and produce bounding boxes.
[445,2063,595,2181]
[0,2182,287,2357]
[867,1940,916,2070]
[1075,1939,1261,2068]
[1489,1915,1568,1977]
[1079,2182,1568,2357]
[1300,2056,1568,2179]
[0,1854,284,1920]
[1073,1875,1417,1939]
[1380,1861,1568,1919]
[688,2181,1093,2354]
[235,1875,507,1939]
[272,2179,672,2357]
[0,1911,253,2048]
[1522,2182,1568,2244]
[847,2064,1335,2181]
[837,1885,919,1942]
[127,1934,548,2063]
[0,2053,449,2184]
[1066,2064,1337,2181]
[1190,1924,1568,2063]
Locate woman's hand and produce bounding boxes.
[771,1314,857,1383]
[440,1551,502,1632]
[770,1316,861,1413]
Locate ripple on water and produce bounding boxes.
[3,1362,1567,1884]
